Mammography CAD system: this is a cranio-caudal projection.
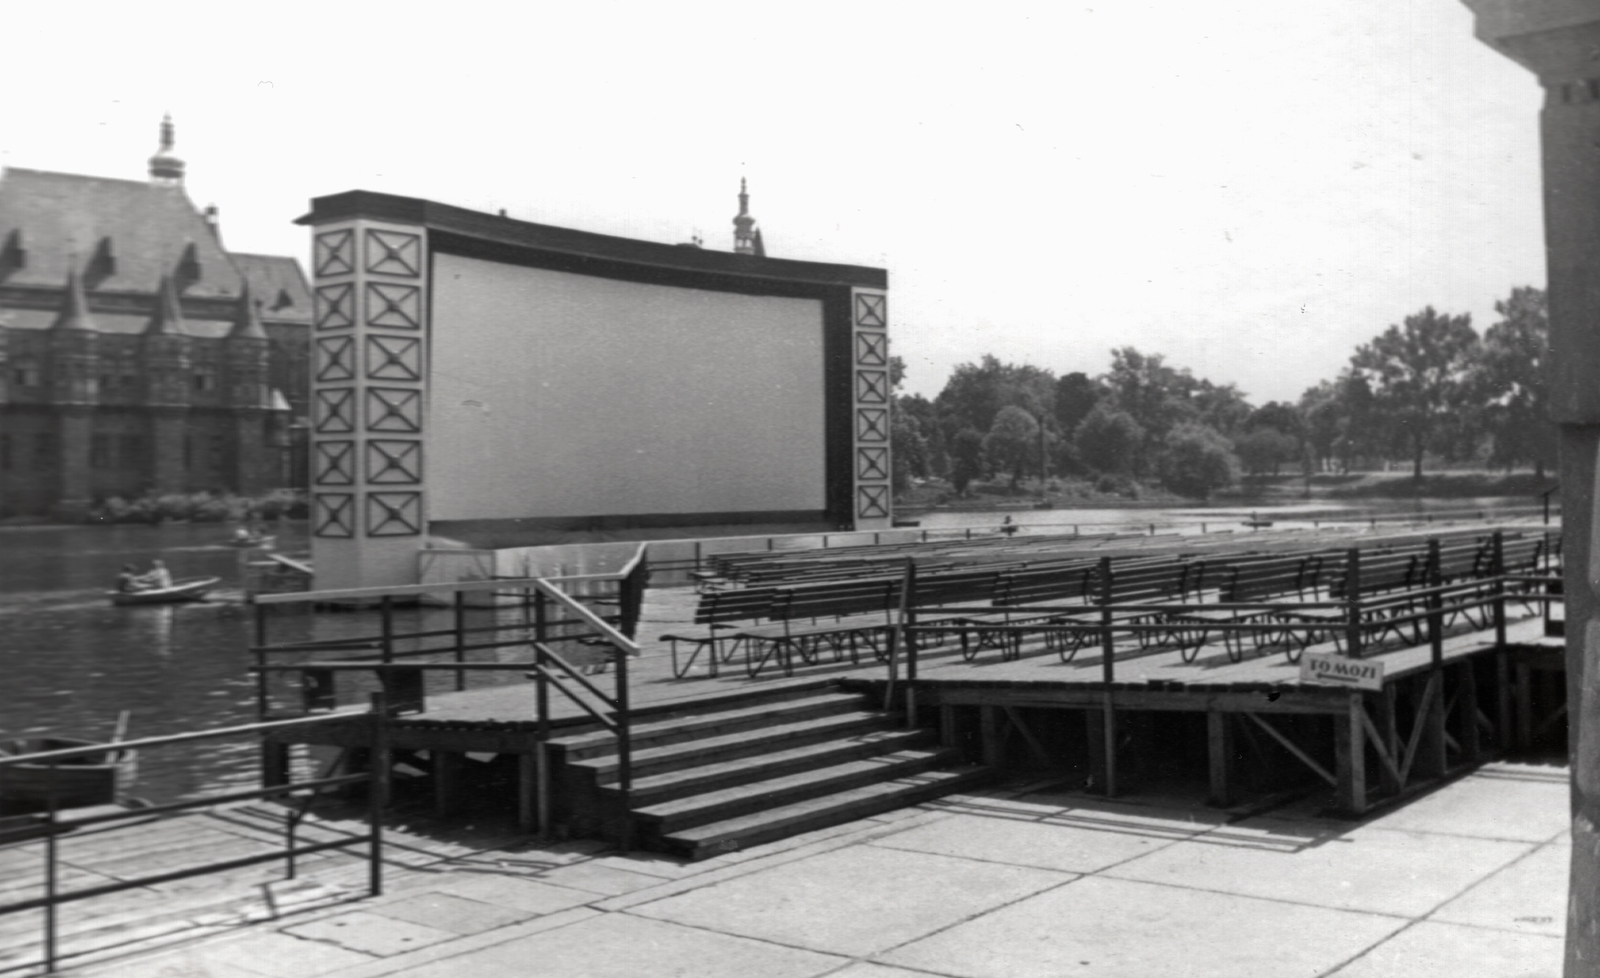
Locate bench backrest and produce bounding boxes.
[773,576,903,622]
[695,587,781,626]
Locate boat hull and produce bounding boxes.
[0,738,138,809]
[108,576,220,606]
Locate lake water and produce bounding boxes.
[0,497,1551,801]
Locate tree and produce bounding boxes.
[1053,372,1103,435]
[1349,307,1479,478]
[983,405,1040,491]
[1233,428,1299,477]
[1469,286,1555,477]
[948,429,985,496]
[1075,404,1144,475]
[1159,424,1240,499]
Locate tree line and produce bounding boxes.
[891,286,1553,499]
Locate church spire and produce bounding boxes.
[51,263,98,332]
[148,113,185,186]
[733,177,761,255]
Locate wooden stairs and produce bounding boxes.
[546,680,991,860]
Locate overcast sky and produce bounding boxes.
[0,0,1543,407]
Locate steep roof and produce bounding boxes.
[0,167,241,299]
[231,253,312,324]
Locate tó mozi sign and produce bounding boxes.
[1298,651,1384,691]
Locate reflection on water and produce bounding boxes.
[0,499,1547,802]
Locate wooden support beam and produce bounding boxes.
[940,704,958,750]
[1516,661,1534,749]
[1207,711,1235,807]
[517,753,538,834]
[1415,673,1448,781]
[1377,686,1401,795]
[1245,712,1337,787]
[1334,694,1367,816]
[1084,708,1109,795]
[1460,660,1481,762]
[1003,706,1054,767]
[980,705,1005,767]
[1359,701,1404,793]
[1497,651,1513,751]
[433,751,461,817]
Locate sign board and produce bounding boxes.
[1298,651,1384,692]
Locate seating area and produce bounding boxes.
[661,526,1559,681]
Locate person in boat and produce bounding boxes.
[138,560,173,590]
[1000,515,1019,536]
[116,564,143,593]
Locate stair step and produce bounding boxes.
[613,727,937,806]
[635,748,960,832]
[551,690,870,760]
[658,766,995,861]
[577,711,896,782]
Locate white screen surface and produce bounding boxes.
[428,254,827,521]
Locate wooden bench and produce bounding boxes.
[659,586,781,678]
[730,576,905,678]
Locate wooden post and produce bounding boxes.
[1515,659,1534,749]
[1497,650,1514,751]
[940,704,958,750]
[1333,693,1366,815]
[1099,557,1116,685]
[518,752,538,834]
[1207,711,1234,807]
[1460,659,1482,763]
[1492,530,1508,649]
[434,751,461,817]
[1416,674,1448,780]
[1345,547,1363,658]
[979,706,1005,767]
[1084,708,1108,794]
[1427,538,1444,668]
[1378,685,1402,795]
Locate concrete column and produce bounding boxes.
[1463,6,1600,972]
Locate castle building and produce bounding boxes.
[0,117,313,518]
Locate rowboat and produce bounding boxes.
[0,737,138,809]
[227,534,276,549]
[108,576,220,606]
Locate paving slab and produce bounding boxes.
[422,873,597,916]
[1366,765,1570,842]
[532,860,672,896]
[1106,819,1533,917]
[629,844,1073,957]
[367,891,534,936]
[144,932,375,978]
[282,911,458,957]
[395,912,845,978]
[868,808,1188,874]
[882,875,1407,978]
[1326,920,1562,977]
[1432,840,1570,936]
[825,964,947,978]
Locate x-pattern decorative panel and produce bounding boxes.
[367,440,422,484]
[314,230,355,278]
[857,485,890,519]
[855,331,888,367]
[367,492,422,536]
[855,293,886,328]
[365,229,422,278]
[366,283,421,329]
[366,335,421,381]
[857,447,889,482]
[366,388,422,432]
[316,336,356,383]
[315,283,355,330]
[314,441,355,486]
[856,370,888,404]
[314,493,355,538]
[856,408,888,443]
[315,388,356,434]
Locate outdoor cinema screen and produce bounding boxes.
[428,253,828,523]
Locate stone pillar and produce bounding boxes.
[306,218,429,589]
[851,289,892,531]
[1463,4,1600,971]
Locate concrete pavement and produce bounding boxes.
[62,761,1570,978]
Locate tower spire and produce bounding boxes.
[145,274,186,335]
[148,113,185,186]
[733,177,759,255]
[52,262,98,332]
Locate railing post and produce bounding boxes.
[453,591,468,692]
[1492,531,1507,648]
[1427,537,1443,670]
[43,762,58,974]
[379,595,394,664]
[1098,557,1116,685]
[535,633,551,837]
[1345,547,1363,659]
[368,692,388,897]
[613,639,633,850]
